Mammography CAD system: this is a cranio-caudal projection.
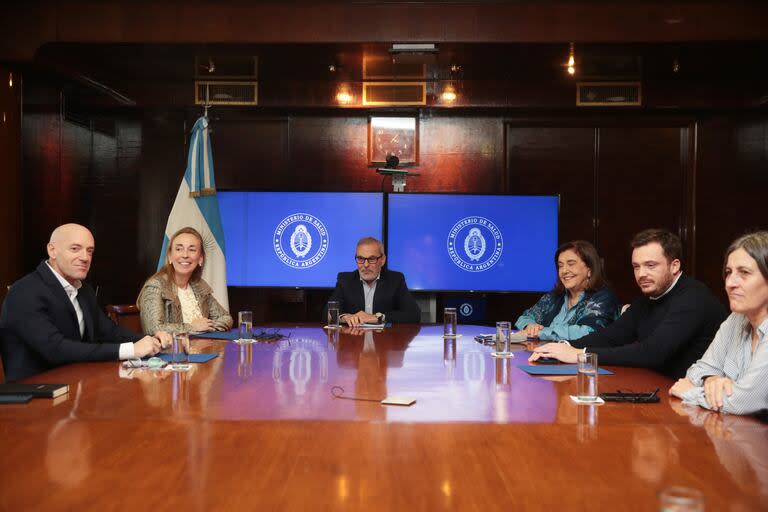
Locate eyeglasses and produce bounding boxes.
[600,388,660,403]
[355,255,382,265]
[122,357,167,369]
[252,328,288,342]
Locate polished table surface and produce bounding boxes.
[1,324,766,511]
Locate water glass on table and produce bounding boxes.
[327,301,340,329]
[238,310,253,343]
[443,307,457,338]
[493,321,512,358]
[577,352,598,401]
[170,331,189,369]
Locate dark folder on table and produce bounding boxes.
[0,394,34,404]
[0,383,69,398]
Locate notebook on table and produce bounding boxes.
[0,383,69,398]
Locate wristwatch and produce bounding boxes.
[375,312,385,324]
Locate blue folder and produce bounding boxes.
[157,353,219,363]
[517,364,613,376]
[189,331,240,340]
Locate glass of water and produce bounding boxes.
[327,301,340,329]
[577,352,598,401]
[238,310,253,343]
[493,321,512,358]
[170,331,189,369]
[443,307,457,338]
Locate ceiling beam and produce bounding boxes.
[1,1,767,61]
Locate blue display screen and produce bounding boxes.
[386,194,559,292]
[220,192,384,287]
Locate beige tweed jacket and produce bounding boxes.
[136,275,232,335]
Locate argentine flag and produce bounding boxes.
[158,115,229,310]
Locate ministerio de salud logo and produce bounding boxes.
[273,213,329,269]
[447,216,503,272]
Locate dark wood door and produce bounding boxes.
[597,126,687,302]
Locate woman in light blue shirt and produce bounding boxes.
[670,231,768,415]
[515,240,618,341]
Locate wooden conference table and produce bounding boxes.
[1,324,766,511]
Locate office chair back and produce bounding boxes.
[105,304,143,333]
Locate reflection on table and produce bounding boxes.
[0,323,766,511]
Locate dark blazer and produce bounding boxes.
[326,269,421,323]
[0,261,142,382]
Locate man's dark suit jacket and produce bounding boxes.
[326,269,421,323]
[0,261,142,382]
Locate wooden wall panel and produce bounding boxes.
[59,120,91,222]
[494,126,596,322]
[214,119,290,190]
[0,66,22,300]
[136,112,188,287]
[695,117,768,302]
[87,122,143,305]
[506,126,596,244]
[418,116,503,193]
[287,117,370,191]
[597,126,687,302]
[21,112,64,268]
[17,81,764,322]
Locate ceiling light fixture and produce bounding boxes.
[441,84,457,103]
[336,85,353,104]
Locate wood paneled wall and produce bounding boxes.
[0,66,21,302]
[696,118,768,304]
[4,2,767,325]
[18,96,767,322]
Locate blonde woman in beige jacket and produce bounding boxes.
[137,227,232,335]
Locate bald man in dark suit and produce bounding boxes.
[0,223,167,382]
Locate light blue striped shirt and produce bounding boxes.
[682,313,768,415]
